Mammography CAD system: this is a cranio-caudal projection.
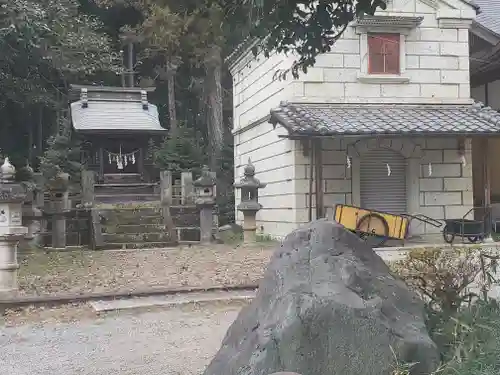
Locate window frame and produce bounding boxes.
[367,33,401,75]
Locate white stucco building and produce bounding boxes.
[230,0,500,240]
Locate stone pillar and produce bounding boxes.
[181,171,194,204]
[160,170,177,243]
[0,158,28,295]
[81,170,95,208]
[49,193,68,249]
[193,166,216,245]
[242,211,257,243]
[45,172,70,249]
[234,159,266,244]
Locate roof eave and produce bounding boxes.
[276,131,500,139]
[471,21,500,45]
[73,128,166,135]
[70,85,156,94]
[226,38,261,73]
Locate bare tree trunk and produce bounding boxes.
[167,68,177,136]
[166,58,180,138]
[204,45,224,172]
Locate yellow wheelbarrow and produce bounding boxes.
[333,204,442,247]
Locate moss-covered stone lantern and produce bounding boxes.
[234,159,266,243]
[193,166,216,244]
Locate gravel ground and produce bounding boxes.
[0,300,245,375]
[16,244,275,297]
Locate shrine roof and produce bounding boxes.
[70,100,166,134]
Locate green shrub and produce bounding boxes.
[391,247,500,374]
[39,120,82,191]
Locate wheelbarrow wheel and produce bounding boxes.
[467,236,481,243]
[355,213,389,248]
[442,224,455,244]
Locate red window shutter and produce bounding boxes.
[368,34,384,74]
[368,33,400,74]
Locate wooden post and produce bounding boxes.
[33,173,45,246]
[138,146,144,181]
[81,170,95,207]
[483,138,493,241]
[160,171,177,243]
[99,146,104,182]
[314,139,324,219]
[209,171,218,232]
[181,171,193,204]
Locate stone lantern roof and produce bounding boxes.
[234,159,267,190]
[193,166,216,187]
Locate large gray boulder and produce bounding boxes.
[204,220,439,375]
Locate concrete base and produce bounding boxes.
[89,289,256,313]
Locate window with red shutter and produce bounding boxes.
[368,33,400,74]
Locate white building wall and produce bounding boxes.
[293,0,474,105]
[234,122,305,238]
[230,0,477,238]
[231,0,476,133]
[303,136,474,237]
[231,51,296,131]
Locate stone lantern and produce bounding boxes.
[234,159,266,243]
[193,166,216,244]
[0,158,28,295]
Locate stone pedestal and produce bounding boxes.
[193,166,216,245]
[0,158,27,295]
[0,227,27,293]
[242,211,257,243]
[199,204,214,244]
[47,193,69,249]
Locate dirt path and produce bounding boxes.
[16,244,275,298]
[1,301,245,375]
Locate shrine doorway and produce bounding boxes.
[102,139,140,174]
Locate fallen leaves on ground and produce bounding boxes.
[16,244,275,298]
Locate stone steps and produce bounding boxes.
[96,194,160,204]
[95,183,158,195]
[103,173,142,184]
[103,232,171,243]
[101,241,177,250]
[102,223,167,234]
[96,203,175,249]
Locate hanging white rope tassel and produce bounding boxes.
[386,163,391,176]
[460,154,467,166]
[428,162,432,177]
[346,155,351,169]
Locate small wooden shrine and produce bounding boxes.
[69,85,166,182]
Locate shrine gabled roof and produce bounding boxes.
[70,100,166,134]
[269,102,500,137]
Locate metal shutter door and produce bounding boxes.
[360,149,407,214]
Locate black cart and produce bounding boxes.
[442,208,486,244]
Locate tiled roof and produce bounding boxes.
[475,0,500,36]
[70,100,166,133]
[269,102,500,136]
